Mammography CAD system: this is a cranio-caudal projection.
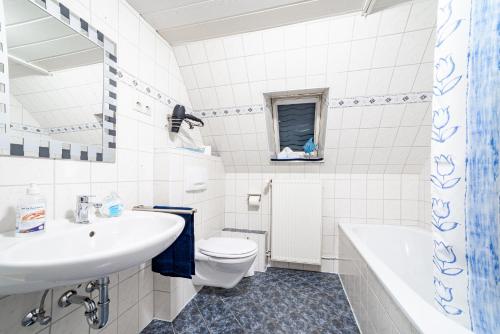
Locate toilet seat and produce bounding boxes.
[197,237,257,259]
[193,237,258,288]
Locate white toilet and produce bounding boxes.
[192,237,258,289]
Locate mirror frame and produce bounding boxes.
[0,0,118,162]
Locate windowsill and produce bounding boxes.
[270,157,324,162]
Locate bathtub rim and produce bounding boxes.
[339,223,472,334]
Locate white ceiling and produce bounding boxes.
[127,0,406,44]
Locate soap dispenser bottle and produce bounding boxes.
[16,183,46,236]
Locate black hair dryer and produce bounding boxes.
[169,104,204,133]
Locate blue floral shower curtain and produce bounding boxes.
[431,0,499,333]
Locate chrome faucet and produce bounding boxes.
[76,195,102,224]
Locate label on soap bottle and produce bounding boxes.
[16,204,46,234]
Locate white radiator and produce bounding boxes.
[271,179,322,265]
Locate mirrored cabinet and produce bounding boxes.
[0,0,118,162]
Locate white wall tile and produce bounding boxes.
[118,1,139,45]
[285,49,307,77]
[366,68,393,95]
[215,86,235,107]
[349,38,376,70]
[372,35,402,68]
[394,127,419,146]
[353,148,372,165]
[223,35,245,58]
[388,65,419,93]
[192,63,213,88]
[359,106,383,128]
[384,199,401,219]
[249,81,268,105]
[138,293,154,331]
[139,20,156,58]
[370,147,391,165]
[306,45,328,76]
[186,42,208,64]
[51,307,89,334]
[227,58,249,84]
[0,157,54,186]
[204,38,226,61]
[413,62,434,91]
[356,128,378,148]
[346,70,369,96]
[263,29,284,53]
[378,2,412,35]
[380,104,405,127]
[232,83,252,105]
[327,72,348,98]
[396,29,432,66]
[329,16,355,43]
[327,42,351,73]
[338,129,359,147]
[242,31,264,55]
[209,60,231,86]
[284,24,306,49]
[180,66,198,90]
[353,12,381,39]
[341,107,363,129]
[406,0,438,31]
[246,55,267,82]
[117,303,139,334]
[173,46,191,67]
[306,20,329,46]
[199,88,219,109]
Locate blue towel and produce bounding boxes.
[152,206,195,279]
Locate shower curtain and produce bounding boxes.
[431,0,499,333]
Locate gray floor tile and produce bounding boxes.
[140,268,359,334]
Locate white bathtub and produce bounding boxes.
[339,224,472,334]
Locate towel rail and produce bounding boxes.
[132,205,197,215]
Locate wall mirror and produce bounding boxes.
[0,0,117,162]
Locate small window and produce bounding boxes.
[270,95,323,160]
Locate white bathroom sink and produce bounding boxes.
[0,210,184,294]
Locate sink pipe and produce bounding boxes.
[58,276,110,329]
[22,289,52,327]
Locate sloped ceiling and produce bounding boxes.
[170,1,437,174]
[127,0,381,44]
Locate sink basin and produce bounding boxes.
[0,210,184,294]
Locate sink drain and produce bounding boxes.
[89,231,95,237]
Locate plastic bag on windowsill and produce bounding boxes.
[276,147,304,160]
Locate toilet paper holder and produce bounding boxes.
[247,194,261,202]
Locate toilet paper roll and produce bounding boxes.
[248,195,261,207]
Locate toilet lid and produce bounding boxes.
[198,237,257,257]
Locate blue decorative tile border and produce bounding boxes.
[191,105,264,119]
[116,68,192,112]
[191,91,432,119]
[10,122,102,135]
[330,91,432,108]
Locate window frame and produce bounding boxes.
[271,96,322,157]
